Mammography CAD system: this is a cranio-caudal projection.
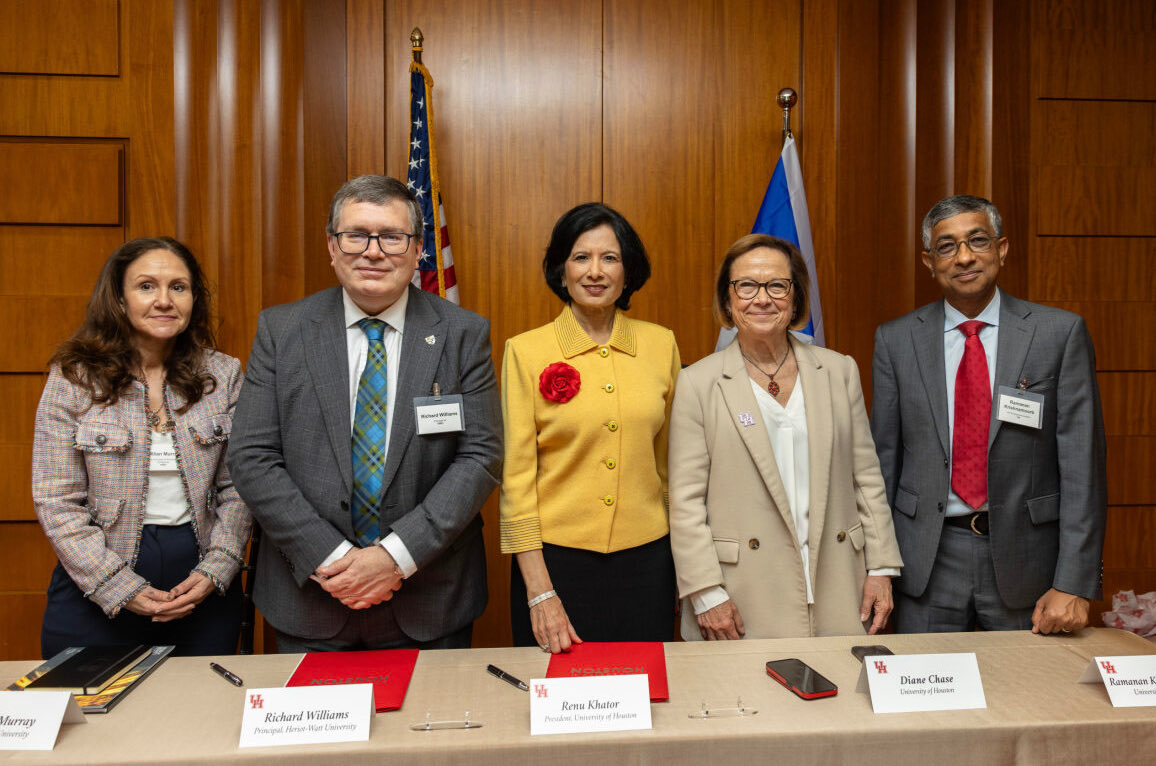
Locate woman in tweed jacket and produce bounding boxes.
[33,237,251,658]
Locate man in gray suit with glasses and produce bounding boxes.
[228,175,501,651]
[871,194,1106,635]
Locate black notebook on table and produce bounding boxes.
[23,644,152,695]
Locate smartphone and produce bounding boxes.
[765,658,838,700]
[850,644,895,663]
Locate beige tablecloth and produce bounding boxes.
[3,629,1154,765]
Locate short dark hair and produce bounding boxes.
[921,194,1003,249]
[326,175,424,242]
[713,233,810,331]
[542,203,651,310]
[50,237,218,411]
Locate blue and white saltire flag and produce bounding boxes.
[717,134,824,350]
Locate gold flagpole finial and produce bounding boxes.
[777,88,797,141]
[410,27,424,64]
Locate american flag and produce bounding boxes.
[406,60,458,303]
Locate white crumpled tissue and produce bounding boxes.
[1101,590,1156,640]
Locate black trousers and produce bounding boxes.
[510,535,677,647]
[41,524,242,659]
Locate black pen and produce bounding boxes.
[487,664,528,691]
[210,662,244,687]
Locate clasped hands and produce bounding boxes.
[315,545,404,610]
[125,571,215,622]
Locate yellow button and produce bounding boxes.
[599,347,609,357]
[605,459,617,469]
[604,383,615,393]
[606,420,619,432]
[748,539,760,550]
[603,495,615,506]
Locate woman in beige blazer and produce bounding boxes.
[669,234,902,640]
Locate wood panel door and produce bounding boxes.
[0,0,177,659]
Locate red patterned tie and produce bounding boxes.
[952,320,990,509]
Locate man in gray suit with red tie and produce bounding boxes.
[228,175,502,651]
[871,195,1106,634]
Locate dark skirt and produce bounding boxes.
[41,524,242,659]
[510,535,677,646]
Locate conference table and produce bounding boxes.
[2,628,1154,765]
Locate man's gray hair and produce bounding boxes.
[325,175,424,241]
[921,195,1003,249]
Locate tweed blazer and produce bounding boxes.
[32,352,251,617]
[669,338,903,639]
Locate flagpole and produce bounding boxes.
[410,27,423,63]
[777,87,796,142]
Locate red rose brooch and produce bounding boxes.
[539,362,581,403]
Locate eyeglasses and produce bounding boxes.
[730,279,794,300]
[334,231,415,255]
[931,233,996,259]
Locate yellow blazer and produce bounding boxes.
[668,338,902,638]
[500,306,680,554]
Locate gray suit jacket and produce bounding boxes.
[227,285,502,641]
[870,290,1106,608]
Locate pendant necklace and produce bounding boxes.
[741,345,792,397]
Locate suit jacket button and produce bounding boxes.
[604,383,615,393]
[748,538,760,550]
[603,495,615,506]
[836,531,847,542]
[937,502,944,512]
[213,424,224,436]
[340,500,350,510]
[604,458,616,469]
[943,458,949,468]
[606,420,619,432]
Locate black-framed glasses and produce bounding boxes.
[931,233,996,259]
[730,278,794,300]
[334,231,415,255]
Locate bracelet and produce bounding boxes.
[527,589,557,609]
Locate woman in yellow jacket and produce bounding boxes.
[500,203,680,653]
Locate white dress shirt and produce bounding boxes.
[942,290,1000,518]
[319,289,417,577]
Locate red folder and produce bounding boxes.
[286,648,419,712]
[545,642,668,701]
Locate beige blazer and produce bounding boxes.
[669,338,902,639]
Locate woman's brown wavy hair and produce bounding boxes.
[50,237,218,413]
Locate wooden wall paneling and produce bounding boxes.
[1036,0,1156,101]
[952,0,992,199]
[1030,238,1156,302]
[347,0,385,178]
[385,0,604,648]
[800,0,839,351]
[1049,301,1156,372]
[0,0,119,76]
[990,0,1030,301]
[1106,436,1155,507]
[0,141,123,225]
[0,374,45,522]
[1098,372,1156,436]
[302,0,349,298]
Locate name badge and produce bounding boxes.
[0,691,85,751]
[857,653,986,713]
[413,395,464,435]
[529,674,652,736]
[150,439,179,472]
[1079,655,1156,707]
[238,684,373,748]
[996,385,1043,429]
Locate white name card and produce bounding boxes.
[414,395,465,434]
[857,653,987,714]
[529,674,652,735]
[1079,655,1156,707]
[238,684,373,748]
[0,691,85,751]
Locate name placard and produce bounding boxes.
[1079,655,1156,707]
[0,691,85,751]
[857,653,986,713]
[529,674,651,736]
[238,684,373,748]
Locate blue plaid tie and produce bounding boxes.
[352,318,387,545]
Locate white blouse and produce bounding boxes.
[142,430,191,526]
